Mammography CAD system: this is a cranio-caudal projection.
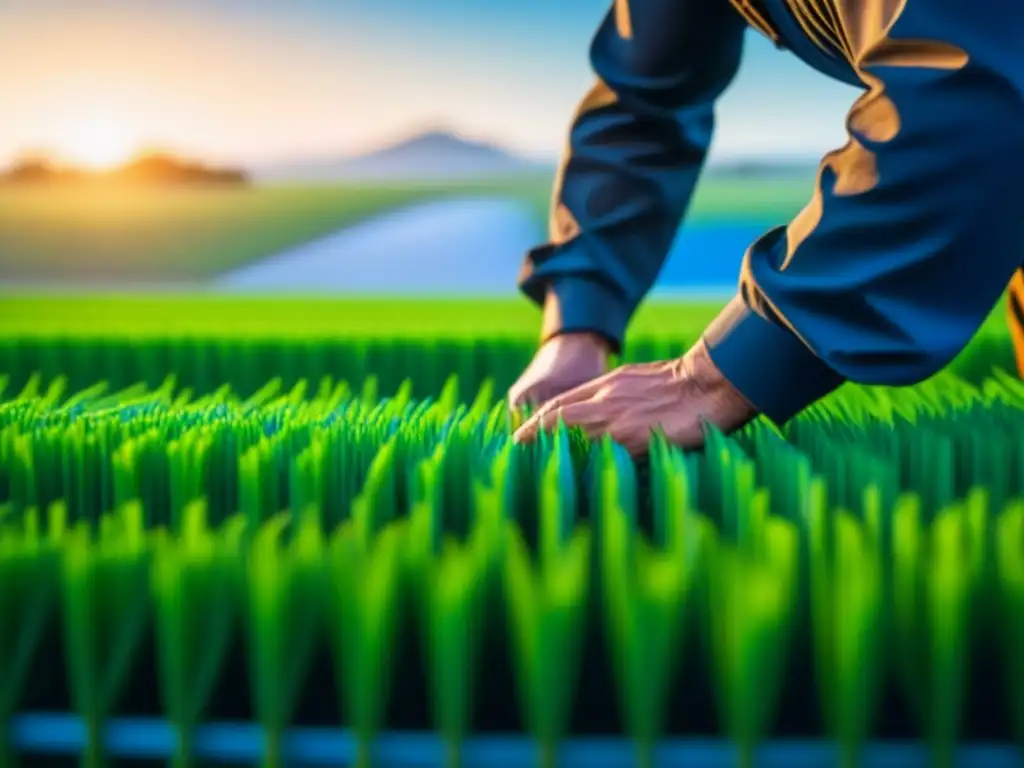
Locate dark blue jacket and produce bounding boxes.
[518,0,1024,424]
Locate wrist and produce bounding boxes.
[540,331,611,371]
[538,275,629,355]
[701,295,845,425]
[547,330,612,353]
[673,341,759,431]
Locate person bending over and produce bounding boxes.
[511,0,1024,455]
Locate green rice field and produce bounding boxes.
[0,295,1016,396]
[0,184,445,282]
[0,175,814,282]
[0,296,1022,767]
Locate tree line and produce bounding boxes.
[0,151,250,187]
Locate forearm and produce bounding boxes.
[519,0,745,353]
[528,94,715,351]
[702,0,1024,424]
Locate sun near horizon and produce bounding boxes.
[49,113,140,171]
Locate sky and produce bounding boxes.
[0,0,862,169]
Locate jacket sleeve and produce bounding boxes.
[518,0,747,353]
[703,0,1024,425]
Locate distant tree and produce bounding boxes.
[2,147,249,187]
[2,151,59,183]
[115,150,249,186]
[117,151,185,183]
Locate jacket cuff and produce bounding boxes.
[702,295,845,425]
[533,275,631,354]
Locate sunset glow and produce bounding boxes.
[55,114,137,170]
[0,2,849,171]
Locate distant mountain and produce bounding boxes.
[253,128,820,184]
[705,157,819,178]
[255,129,548,183]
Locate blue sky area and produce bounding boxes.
[1,0,863,166]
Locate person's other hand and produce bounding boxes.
[512,340,757,455]
[507,332,610,410]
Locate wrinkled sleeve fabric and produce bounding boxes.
[518,0,746,353]
[704,0,1024,425]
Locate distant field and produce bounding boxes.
[0,295,726,396]
[0,291,1011,346]
[0,174,814,283]
[0,294,725,338]
[0,183,448,282]
[0,294,1016,397]
[509,173,815,223]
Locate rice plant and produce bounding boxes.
[0,357,1022,767]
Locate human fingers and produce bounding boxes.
[513,399,612,444]
[507,367,604,410]
[507,380,534,410]
[511,394,565,444]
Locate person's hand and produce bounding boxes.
[507,332,610,410]
[512,340,758,456]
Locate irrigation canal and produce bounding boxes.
[212,197,767,298]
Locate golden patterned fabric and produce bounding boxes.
[728,0,782,44]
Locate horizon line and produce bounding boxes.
[1,124,826,172]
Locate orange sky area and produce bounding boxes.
[0,3,851,170]
[0,5,575,170]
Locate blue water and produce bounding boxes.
[214,198,773,296]
[656,221,769,294]
[0,198,774,295]
[10,714,1021,767]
